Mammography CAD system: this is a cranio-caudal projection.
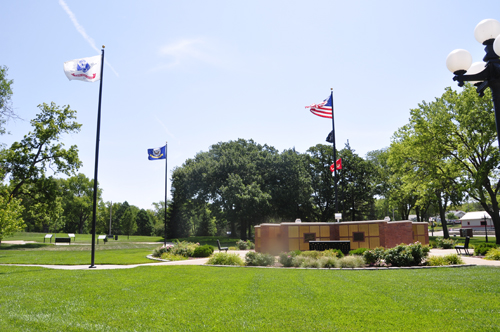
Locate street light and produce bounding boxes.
[446,18,500,150]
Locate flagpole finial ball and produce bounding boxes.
[102,45,105,48]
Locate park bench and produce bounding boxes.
[455,236,471,255]
[68,234,75,243]
[217,239,228,253]
[97,235,107,244]
[44,234,53,243]
[55,237,71,244]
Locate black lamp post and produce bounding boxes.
[446,19,500,150]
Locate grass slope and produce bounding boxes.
[0,265,499,331]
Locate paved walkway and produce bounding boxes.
[1,247,499,270]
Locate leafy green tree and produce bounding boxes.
[390,85,497,240]
[267,149,313,222]
[15,177,64,232]
[171,139,278,239]
[0,193,24,244]
[0,102,81,231]
[337,143,376,221]
[2,102,81,199]
[59,174,101,234]
[305,144,338,222]
[121,208,137,239]
[136,209,154,236]
[0,65,18,137]
[111,201,129,235]
[195,205,217,236]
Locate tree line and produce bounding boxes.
[1,65,499,244]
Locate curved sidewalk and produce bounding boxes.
[1,249,499,270]
[428,248,500,266]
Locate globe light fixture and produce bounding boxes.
[447,18,500,150]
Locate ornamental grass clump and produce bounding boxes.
[318,256,338,268]
[427,254,464,266]
[300,257,321,268]
[335,255,365,268]
[299,251,321,259]
[206,252,244,266]
[245,251,275,266]
[485,248,500,260]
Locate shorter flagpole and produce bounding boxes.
[164,142,168,246]
[89,46,105,269]
[330,88,338,215]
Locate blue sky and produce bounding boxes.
[2,1,500,210]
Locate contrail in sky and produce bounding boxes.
[59,0,119,77]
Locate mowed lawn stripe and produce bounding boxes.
[0,265,499,331]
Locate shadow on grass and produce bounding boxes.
[0,243,50,250]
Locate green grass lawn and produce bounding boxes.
[0,265,499,331]
[429,235,498,247]
[4,232,165,244]
[0,233,242,265]
[4,232,240,247]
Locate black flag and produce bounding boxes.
[326,130,334,143]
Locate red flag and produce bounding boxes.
[330,158,342,172]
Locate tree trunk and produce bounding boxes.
[437,191,449,239]
[240,219,246,240]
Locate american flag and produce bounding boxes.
[306,94,333,119]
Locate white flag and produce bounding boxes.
[63,55,101,82]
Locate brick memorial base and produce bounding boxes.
[254,220,428,255]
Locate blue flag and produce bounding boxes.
[148,146,166,160]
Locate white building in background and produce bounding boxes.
[460,211,495,230]
[447,210,466,219]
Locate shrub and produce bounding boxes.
[443,254,464,265]
[319,256,338,268]
[300,257,321,268]
[384,244,415,267]
[335,256,365,268]
[245,251,275,266]
[406,242,430,265]
[323,249,344,258]
[192,245,214,258]
[169,241,198,257]
[427,256,446,266]
[485,248,500,260]
[246,240,255,249]
[427,254,464,266]
[349,248,368,256]
[278,252,296,267]
[206,253,244,266]
[436,238,456,249]
[160,253,188,261]
[299,251,321,259]
[383,242,429,267]
[363,247,385,266]
[291,256,307,267]
[152,245,172,258]
[428,240,437,249]
[236,239,248,250]
[474,243,498,256]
